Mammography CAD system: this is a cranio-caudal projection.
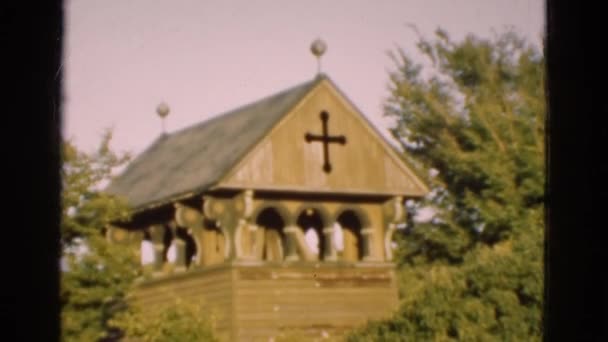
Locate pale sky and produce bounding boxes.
[63,0,544,156]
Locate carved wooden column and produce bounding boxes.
[148,224,166,273]
[382,196,405,261]
[202,195,231,262]
[322,226,338,261]
[283,226,300,261]
[361,227,381,262]
[231,190,259,261]
[284,226,319,261]
[252,225,266,260]
[174,203,204,266]
[167,222,187,273]
[263,228,283,261]
[341,226,359,262]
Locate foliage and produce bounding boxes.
[60,131,217,341]
[348,28,544,341]
[61,131,132,245]
[110,298,218,342]
[61,130,138,341]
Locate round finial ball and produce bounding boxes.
[310,38,327,57]
[156,102,170,118]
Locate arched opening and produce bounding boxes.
[255,207,286,262]
[140,230,155,266]
[336,210,364,262]
[296,209,325,260]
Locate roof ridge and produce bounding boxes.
[166,77,319,139]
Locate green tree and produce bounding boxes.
[60,131,217,341]
[348,28,544,341]
[61,130,137,341]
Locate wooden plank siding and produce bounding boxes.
[130,262,398,341]
[131,265,236,341]
[233,263,398,341]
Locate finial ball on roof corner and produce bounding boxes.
[156,102,170,118]
[310,38,327,57]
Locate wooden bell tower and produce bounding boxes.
[105,40,428,341]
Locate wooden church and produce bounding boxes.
[105,40,429,341]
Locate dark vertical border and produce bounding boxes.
[545,0,606,341]
[2,0,606,341]
[2,1,63,341]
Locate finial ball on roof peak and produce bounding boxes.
[310,38,327,57]
[156,102,170,118]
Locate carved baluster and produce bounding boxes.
[201,222,219,266]
[233,219,247,259]
[170,239,187,272]
[322,226,338,261]
[175,203,205,269]
[264,227,283,262]
[148,224,166,273]
[244,222,258,259]
[252,224,266,260]
[383,196,405,261]
[231,190,258,261]
[163,222,184,272]
[213,223,227,263]
[283,226,300,261]
[203,196,230,262]
[361,228,381,262]
[284,226,318,261]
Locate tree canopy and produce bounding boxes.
[348,28,544,341]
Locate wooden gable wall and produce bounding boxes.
[216,79,428,197]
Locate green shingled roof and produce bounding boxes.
[105,76,321,210]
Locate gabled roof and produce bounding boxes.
[105,76,321,210]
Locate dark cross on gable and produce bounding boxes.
[305,111,347,173]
